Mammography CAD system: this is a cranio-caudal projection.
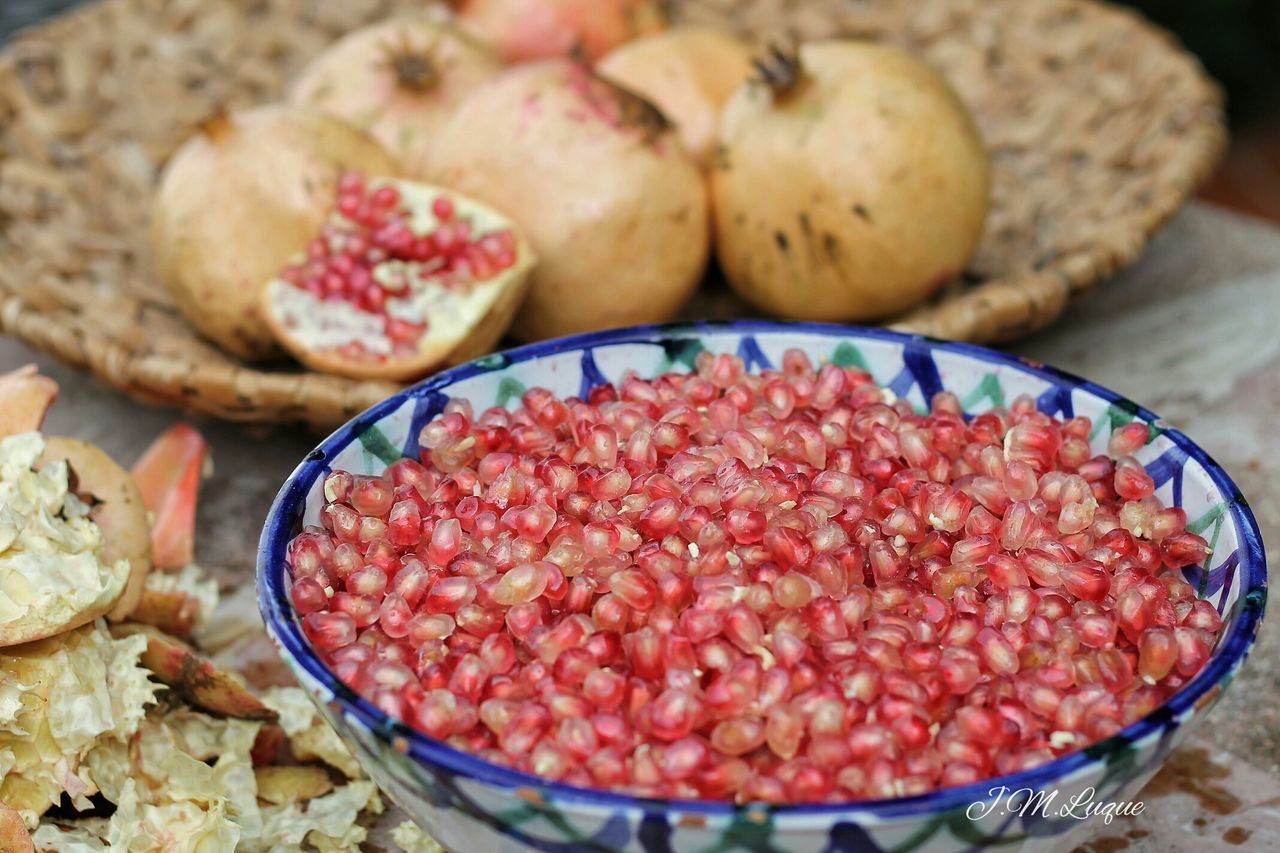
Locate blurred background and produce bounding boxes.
[11,0,1276,220]
[1121,0,1280,221]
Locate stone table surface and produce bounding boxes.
[3,201,1280,851]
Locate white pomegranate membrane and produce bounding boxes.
[272,172,520,361]
[286,352,1221,803]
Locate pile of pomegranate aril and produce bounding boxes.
[276,171,520,355]
[287,350,1222,804]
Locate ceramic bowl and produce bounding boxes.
[257,322,1266,852]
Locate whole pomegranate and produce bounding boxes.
[260,174,536,381]
[290,14,502,179]
[428,60,708,341]
[713,42,990,322]
[598,27,753,168]
[452,0,665,63]
[150,106,395,360]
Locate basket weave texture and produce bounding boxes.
[0,0,1225,427]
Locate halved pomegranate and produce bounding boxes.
[260,173,536,381]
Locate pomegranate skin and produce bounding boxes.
[598,27,754,168]
[453,0,665,63]
[290,14,502,179]
[150,105,395,361]
[428,60,709,342]
[713,41,990,322]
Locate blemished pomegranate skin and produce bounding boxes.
[288,351,1219,803]
[427,59,708,342]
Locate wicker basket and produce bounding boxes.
[0,0,1225,427]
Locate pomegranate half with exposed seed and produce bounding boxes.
[150,106,396,361]
[260,173,535,381]
[290,14,503,179]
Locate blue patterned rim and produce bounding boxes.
[256,320,1267,821]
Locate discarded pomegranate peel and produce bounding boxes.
[112,622,279,722]
[1,405,392,846]
[1,433,137,648]
[131,422,207,571]
[0,365,58,440]
[129,587,201,636]
[0,624,160,822]
[253,765,336,805]
[261,174,535,381]
[40,437,152,622]
[0,805,33,852]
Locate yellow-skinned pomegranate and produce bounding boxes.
[428,60,708,341]
[290,15,502,179]
[713,42,990,322]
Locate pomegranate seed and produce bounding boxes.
[647,689,700,741]
[499,703,551,756]
[329,592,378,627]
[415,689,467,738]
[378,593,413,638]
[350,477,394,517]
[582,669,626,712]
[1114,458,1156,502]
[480,633,518,675]
[1138,628,1178,684]
[449,654,492,701]
[1061,560,1110,601]
[1163,531,1212,567]
[765,705,805,760]
[493,562,548,605]
[425,576,476,613]
[387,500,422,547]
[291,576,328,614]
[726,508,767,544]
[710,718,767,756]
[553,717,598,762]
[304,611,356,652]
[290,351,1228,803]
[391,560,431,607]
[1108,423,1149,458]
[610,569,657,611]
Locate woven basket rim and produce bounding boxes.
[0,0,1227,427]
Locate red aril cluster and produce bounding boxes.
[276,171,520,355]
[287,350,1221,803]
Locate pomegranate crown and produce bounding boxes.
[197,109,236,143]
[378,30,450,93]
[752,41,804,99]
[568,56,672,146]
